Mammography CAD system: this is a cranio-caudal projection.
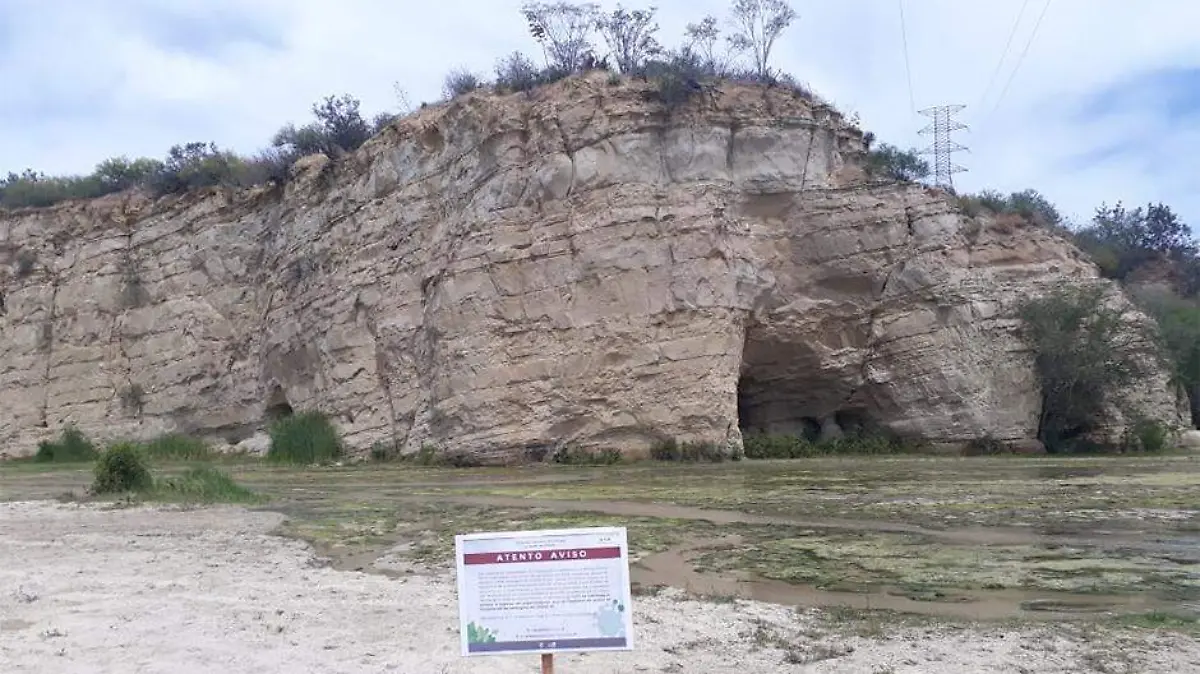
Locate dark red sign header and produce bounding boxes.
[462,546,621,566]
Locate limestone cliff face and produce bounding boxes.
[0,74,1184,459]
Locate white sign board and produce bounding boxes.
[454,526,635,657]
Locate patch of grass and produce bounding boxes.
[141,433,212,461]
[34,426,99,463]
[266,411,343,465]
[151,466,261,504]
[650,438,729,463]
[741,432,927,459]
[1115,611,1199,631]
[90,443,152,495]
[551,446,623,465]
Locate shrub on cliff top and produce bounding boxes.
[266,410,343,464]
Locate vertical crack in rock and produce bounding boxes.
[37,274,60,428]
[362,300,399,448]
[852,192,918,404]
[798,124,817,191]
[552,116,578,198]
[113,231,142,422]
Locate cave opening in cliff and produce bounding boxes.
[736,326,866,444]
[264,386,294,422]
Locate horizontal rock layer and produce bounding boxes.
[0,74,1184,459]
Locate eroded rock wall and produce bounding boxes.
[0,74,1184,459]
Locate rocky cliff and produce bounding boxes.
[0,73,1184,460]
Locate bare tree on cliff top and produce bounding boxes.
[522,2,601,73]
[726,0,797,80]
[596,5,663,74]
[684,15,723,73]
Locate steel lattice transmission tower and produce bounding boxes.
[917,104,969,189]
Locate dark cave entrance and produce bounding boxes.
[264,385,294,422]
[735,325,874,443]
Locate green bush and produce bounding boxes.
[1125,417,1170,453]
[153,466,259,503]
[649,438,727,463]
[91,443,153,494]
[551,446,623,465]
[1018,283,1158,452]
[34,426,98,463]
[141,433,212,461]
[266,411,343,464]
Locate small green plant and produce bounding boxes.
[91,443,153,495]
[266,410,343,464]
[141,433,212,460]
[34,426,98,463]
[152,466,259,504]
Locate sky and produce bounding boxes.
[2,0,1199,230]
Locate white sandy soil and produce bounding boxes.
[1,501,1197,673]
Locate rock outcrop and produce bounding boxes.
[0,74,1185,460]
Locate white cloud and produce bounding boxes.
[2,0,1198,229]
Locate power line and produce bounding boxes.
[990,0,1053,115]
[898,0,916,115]
[977,0,1031,110]
[918,105,969,189]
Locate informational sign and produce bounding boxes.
[454,526,635,657]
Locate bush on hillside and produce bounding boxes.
[443,68,483,99]
[266,411,343,464]
[34,426,98,463]
[91,443,153,494]
[865,143,929,182]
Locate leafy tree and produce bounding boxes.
[310,93,371,154]
[595,5,662,74]
[521,2,601,73]
[93,156,163,192]
[1018,283,1159,451]
[1074,202,1197,283]
[726,0,797,80]
[146,142,242,196]
[865,143,930,182]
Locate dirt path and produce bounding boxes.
[2,501,1197,673]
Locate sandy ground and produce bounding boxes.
[1,501,1197,673]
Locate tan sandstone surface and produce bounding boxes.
[2,501,1197,674]
[0,73,1184,459]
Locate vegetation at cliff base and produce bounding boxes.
[34,426,99,463]
[1017,283,1164,452]
[266,410,344,465]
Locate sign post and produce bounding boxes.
[455,526,635,669]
